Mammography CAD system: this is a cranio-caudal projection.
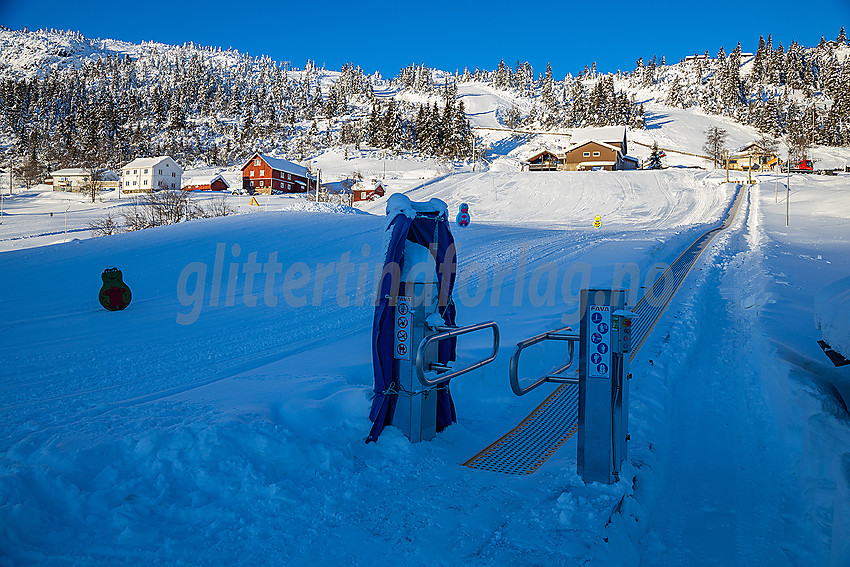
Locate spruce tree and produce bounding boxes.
[646,141,663,169]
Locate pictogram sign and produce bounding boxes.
[393,296,413,360]
[587,305,611,378]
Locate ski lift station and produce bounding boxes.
[366,188,746,483]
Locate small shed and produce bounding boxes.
[183,173,230,191]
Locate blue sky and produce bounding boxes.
[2,0,848,78]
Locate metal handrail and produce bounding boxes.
[509,326,580,396]
[415,321,500,387]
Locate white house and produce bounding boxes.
[121,156,183,193]
[51,168,92,191]
[51,168,120,192]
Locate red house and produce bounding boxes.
[241,153,313,194]
[182,173,230,191]
[352,179,386,203]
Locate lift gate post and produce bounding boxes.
[578,289,633,484]
[373,195,499,444]
[392,268,440,442]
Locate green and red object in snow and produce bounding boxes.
[99,267,132,311]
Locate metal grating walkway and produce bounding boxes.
[463,184,747,475]
[464,383,578,474]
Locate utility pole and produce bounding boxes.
[725,150,729,183]
[472,136,475,172]
[315,169,321,203]
[786,151,791,227]
[747,154,752,184]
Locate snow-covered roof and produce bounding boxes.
[122,156,183,172]
[565,140,622,154]
[732,142,775,156]
[183,173,230,188]
[525,150,563,162]
[569,126,626,145]
[50,168,119,180]
[51,168,90,176]
[243,153,308,177]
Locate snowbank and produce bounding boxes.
[815,276,850,358]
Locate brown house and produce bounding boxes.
[522,126,639,172]
[241,153,314,194]
[562,140,639,171]
[570,126,629,155]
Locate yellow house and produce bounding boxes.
[726,143,778,172]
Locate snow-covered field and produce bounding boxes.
[1,160,849,564]
[2,61,850,564]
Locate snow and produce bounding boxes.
[385,193,448,219]
[2,46,850,566]
[815,276,850,358]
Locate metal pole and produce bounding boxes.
[775,155,778,204]
[748,155,752,184]
[725,150,729,183]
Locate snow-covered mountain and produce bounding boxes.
[3,26,849,186]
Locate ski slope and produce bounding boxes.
[1,167,849,565]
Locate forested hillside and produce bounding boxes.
[0,26,848,183]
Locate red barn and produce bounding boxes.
[241,153,313,194]
[182,173,230,191]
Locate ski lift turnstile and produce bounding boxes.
[368,195,500,444]
[509,289,635,483]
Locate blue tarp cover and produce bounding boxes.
[367,211,457,442]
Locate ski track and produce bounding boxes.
[639,188,803,566]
